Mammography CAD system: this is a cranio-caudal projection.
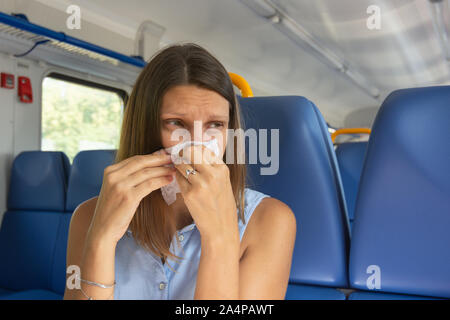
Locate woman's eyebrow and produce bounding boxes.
[206,115,229,121]
[161,112,228,120]
[161,112,186,116]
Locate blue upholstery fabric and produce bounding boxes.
[0,289,62,300]
[0,210,62,291]
[8,151,70,211]
[348,291,441,300]
[0,151,70,299]
[51,214,72,294]
[349,86,450,299]
[335,142,368,229]
[238,96,350,289]
[65,150,116,212]
[286,284,346,300]
[0,288,15,297]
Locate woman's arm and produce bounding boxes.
[64,198,117,300]
[193,197,296,300]
[194,227,241,299]
[64,152,175,300]
[174,146,296,299]
[238,197,296,299]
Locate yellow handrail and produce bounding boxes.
[331,128,371,143]
[229,72,253,97]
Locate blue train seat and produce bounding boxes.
[65,150,116,212]
[0,149,115,300]
[349,86,450,299]
[0,151,71,299]
[335,142,368,231]
[238,96,350,300]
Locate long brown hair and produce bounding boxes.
[114,43,247,270]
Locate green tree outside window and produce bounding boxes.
[41,77,124,164]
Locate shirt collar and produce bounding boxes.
[178,222,196,234]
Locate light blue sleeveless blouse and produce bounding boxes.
[113,187,270,300]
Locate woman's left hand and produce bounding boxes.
[173,145,239,243]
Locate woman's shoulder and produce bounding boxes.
[244,188,295,222]
[241,188,296,250]
[243,187,296,228]
[67,196,98,247]
[71,196,98,226]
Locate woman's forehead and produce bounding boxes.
[161,85,229,116]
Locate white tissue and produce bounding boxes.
[160,139,220,205]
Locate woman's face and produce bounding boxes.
[160,85,230,158]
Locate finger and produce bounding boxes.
[134,175,174,200]
[107,150,166,173]
[177,145,207,166]
[179,145,215,172]
[107,148,168,173]
[109,152,173,178]
[200,144,223,165]
[126,166,176,188]
[188,144,223,166]
[174,162,196,181]
[175,169,191,193]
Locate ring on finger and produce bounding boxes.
[185,168,197,180]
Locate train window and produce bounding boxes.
[41,74,127,163]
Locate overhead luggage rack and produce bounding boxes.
[0,11,146,68]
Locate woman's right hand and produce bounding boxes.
[86,150,175,245]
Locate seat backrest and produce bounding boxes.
[50,213,72,296]
[238,96,350,288]
[7,151,70,211]
[335,141,368,229]
[0,151,70,294]
[65,150,116,212]
[349,86,450,298]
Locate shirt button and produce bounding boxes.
[159,282,166,290]
[178,234,184,241]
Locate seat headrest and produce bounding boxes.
[66,150,116,212]
[238,96,350,287]
[349,86,450,298]
[7,151,70,211]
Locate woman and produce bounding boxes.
[64,43,296,300]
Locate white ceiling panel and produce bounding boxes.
[8,0,450,128]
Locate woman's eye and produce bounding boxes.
[209,122,224,128]
[165,119,183,127]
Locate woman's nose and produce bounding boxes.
[187,129,213,143]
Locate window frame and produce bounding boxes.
[44,72,129,105]
[40,72,129,159]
